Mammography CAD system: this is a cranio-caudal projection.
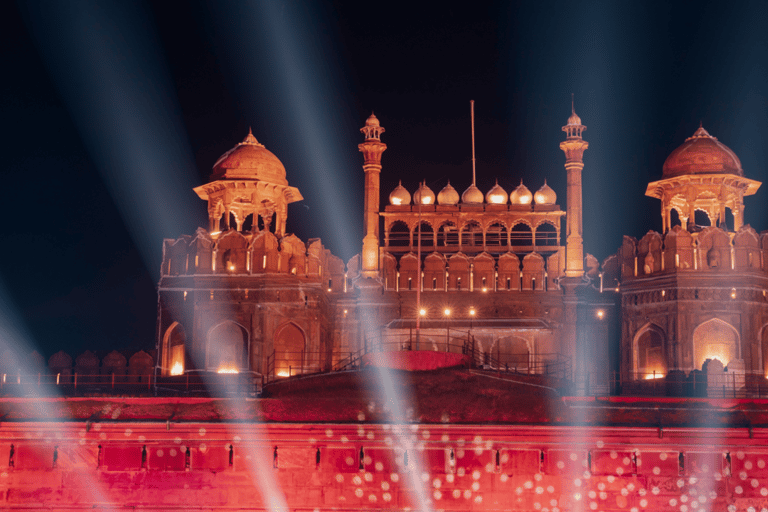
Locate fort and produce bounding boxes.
[2,107,768,511]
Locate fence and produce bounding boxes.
[0,371,259,397]
[612,370,768,398]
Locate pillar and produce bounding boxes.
[358,114,387,278]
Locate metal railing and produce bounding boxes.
[611,370,768,398]
[0,371,259,397]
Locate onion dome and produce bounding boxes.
[509,181,533,205]
[567,110,582,126]
[461,184,484,204]
[534,180,557,205]
[413,181,436,205]
[485,180,508,204]
[662,126,742,179]
[437,181,460,205]
[365,113,381,127]
[211,129,287,185]
[389,180,411,205]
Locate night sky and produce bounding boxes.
[3,1,768,360]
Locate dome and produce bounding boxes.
[211,129,288,185]
[461,184,484,204]
[567,111,582,126]
[662,126,743,179]
[485,180,508,204]
[365,113,380,127]
[413,182,436,205]
[509,181,533,205]
[389,181,411,205]
[437,181,460,205]
[534,180,557,205]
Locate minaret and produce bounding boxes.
[559,97,588,277]
[358,113,387,278]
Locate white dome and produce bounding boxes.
[389,181,411,205]
[485,180,508,204]
[461,184,484,204]
[413,182,436,205]
[534,181,557,205]
[509,181,533,205]
[437,181,460,205]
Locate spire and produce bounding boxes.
[564,95,585,139]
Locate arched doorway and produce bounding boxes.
[274,323,306,377]
[162,322,186,376]
[760,324,768,377]
[692,318,739,370]
[633,324,667,379]
[208,322,248,372]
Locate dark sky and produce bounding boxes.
[3,1,768,360]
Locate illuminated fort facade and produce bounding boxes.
[6,108,768,512]
[156,109,768,395]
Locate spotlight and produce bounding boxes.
[444,308,451,317]
[469,308,476,316]
[419,308,427,317]
[596,309,605,320]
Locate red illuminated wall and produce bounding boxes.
[2,412,768,511]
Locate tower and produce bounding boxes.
[193,129,303,236]
[358,114,387,278]
[559,99,588,277]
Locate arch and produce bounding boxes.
[669,208,682,228]
[216,231,248,274]
[510,222,533,247]
[692,318,739,370]
[497,252,521,290]
[413,221,434,248]
[437,221,458,247]
[274,322,306,377]
[472,252,495,291]
[632,323,667,378]
[208,321,249,372]
[496,336,531,369]
[694,209,711,227]
[460,221,483,248]
[485,222,508,248]
[388,220,410,247]
[761,324,768,377]
[534,221,558,247]
[162,322,187,375]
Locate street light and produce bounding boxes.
[444,308,451,350]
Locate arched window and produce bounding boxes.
[693,319,738,370]
[414,221,434,248]
[438,222,458,247]
[389,221,410,247]
[694,209,711,227]
[634,325,666,378]
[208,322,248,373]
[510,223,533,247]
[461,221,483,247]
[486,222,508,247]
[274,323,306,377]
[163,322,187,376]
[535,222,558,247]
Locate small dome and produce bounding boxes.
[534,180,557,205]
[485,180,508,204]
[389,180,411,205]
[662,126,742,179]
[437,181,460,205]
[365,113,380,127]
[413,182,436,205]
[567,111,582,126]
[509,181,533,205]
[211,129,287,185]
[461,184,484,204]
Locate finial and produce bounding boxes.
[571,93,575,115]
